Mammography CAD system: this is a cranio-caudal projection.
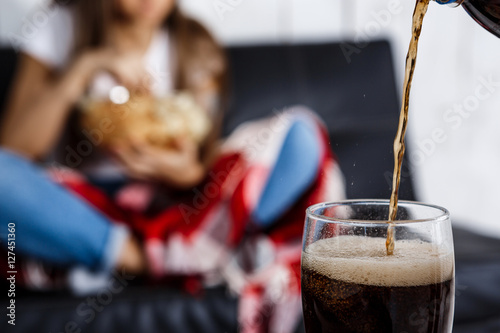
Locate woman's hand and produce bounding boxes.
[94,50,150,91]
[112,138,206,189]
[76,49,150,93]
[58,48,150,103]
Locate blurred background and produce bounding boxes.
[1,0,499,234]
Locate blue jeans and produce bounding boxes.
[0,149,127,272]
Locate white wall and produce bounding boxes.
[179,0,355,43]
[1,0,500,237]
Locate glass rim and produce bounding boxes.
[306,199,450,225]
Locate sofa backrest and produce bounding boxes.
[225,41,415,200]
[0,48,18,114]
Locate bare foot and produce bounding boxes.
[116,235,147,275]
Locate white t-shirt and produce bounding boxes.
[21,6,175,179]
[20,6,74,69]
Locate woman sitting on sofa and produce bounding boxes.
[0,0,344,331]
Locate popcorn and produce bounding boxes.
[79,92,212,148]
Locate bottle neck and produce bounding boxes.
[435,0,465,6]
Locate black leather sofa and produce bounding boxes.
[1,41,499,333]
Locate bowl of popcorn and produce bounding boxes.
[79,86,212,149]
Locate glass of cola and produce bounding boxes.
[301,200,455,333]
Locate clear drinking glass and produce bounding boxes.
[301,200,455,333]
